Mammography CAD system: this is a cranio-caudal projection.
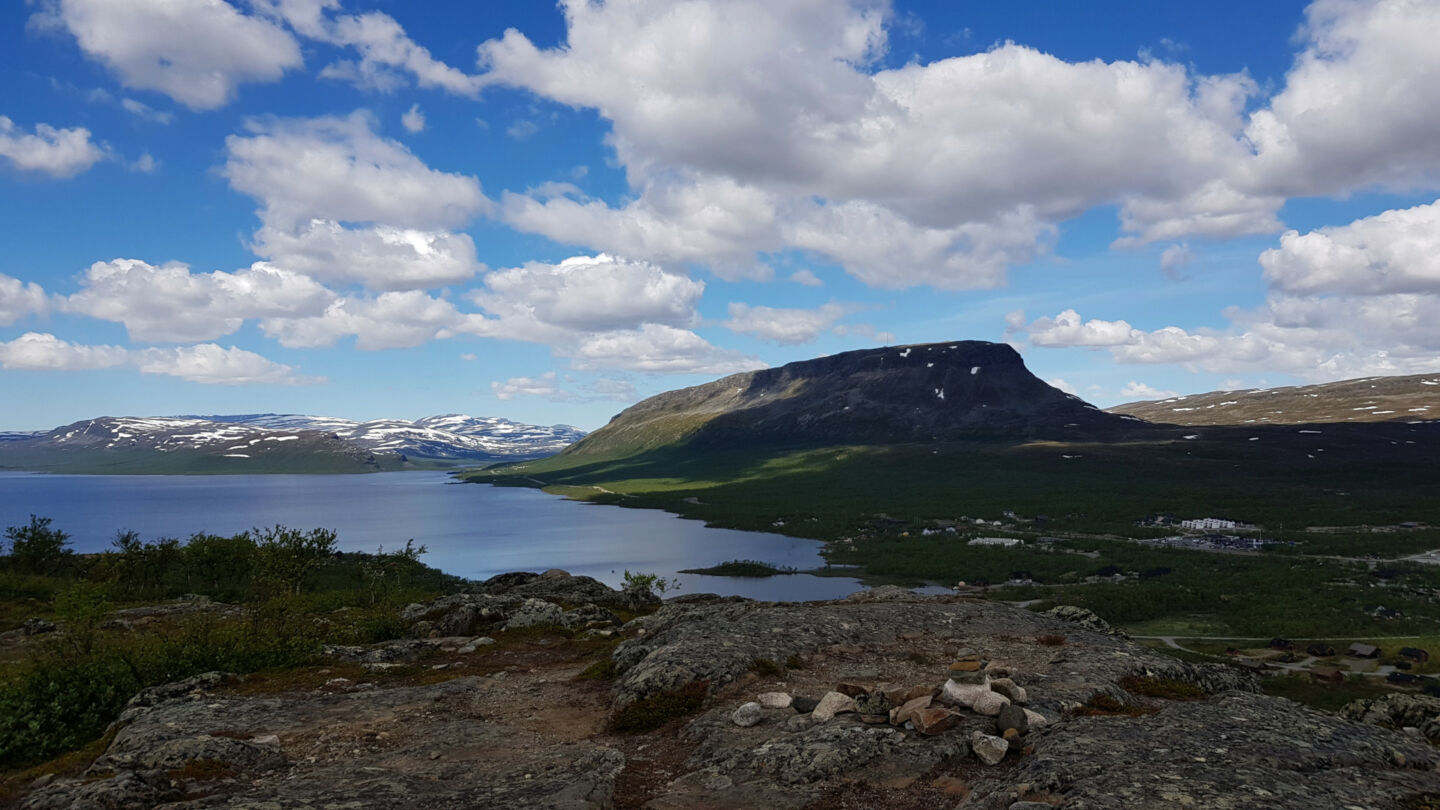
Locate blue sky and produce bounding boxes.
[3,0,1440,431]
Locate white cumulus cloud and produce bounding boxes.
[134,343,319,385]
[0,274,49,325]
[724,302,852,345]
[224,111,490,231]
[401,103,425,133]
[478,0,1272,286]
[224,112,490,293]
[1119,381,1180,400]
[63,258,333,343]
[1260,199,1440,296]
[1027,309,1138,347]
[259,290,485,350]
[473,254,704,336]
[250,220,482,291]
[255,0,483,96]
[568,324,764,375]
[31,0,303,110]
[0,116,105,178]
[1045,200,1440,382]
[1159,244,1194,279]
[491,371,637,403]
[0,332,128,371]
[1245,0,1440,198]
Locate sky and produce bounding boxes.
[3,0,1440,431]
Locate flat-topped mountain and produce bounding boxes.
[0,413,585,474]
[1110,373,1440,427]
[565,341,1132,458]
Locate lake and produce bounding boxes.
[0,470,931,600]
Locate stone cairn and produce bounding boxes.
[729,648,1048,766]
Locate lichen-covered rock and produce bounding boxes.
[503,598,566,630]
[21,768,180,810]
[971,730,1009,765]
[21,617,58,635]
[732,702,764,727]
[853,691,888,716]
[843,585,918,602]
[558,603,623,629]
[1044,605,1123,636]
[96,732,287,774]
[965,691,1440,809]
[695,723,909,784]
[784,715,818,733]
[1343,693,1440,743]
[49,676,624,810]
[401,592,519,636]
[609,596,1243,714]
[435,602,482,636]
[324,639,434,665]
[110,671,238,731]
[476,570,659,611]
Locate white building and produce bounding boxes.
[969,537,1021,547]
[1180,517,1237,530]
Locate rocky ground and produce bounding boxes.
[13,572,1440,809]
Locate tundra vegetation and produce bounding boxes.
[472,437,1440,652]
[0,516,452,770]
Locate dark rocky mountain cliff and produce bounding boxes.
[565,341,1135,457]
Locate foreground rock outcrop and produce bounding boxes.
[19,580,1440,810]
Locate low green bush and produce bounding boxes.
[0,597,422,770]
[609,680,710,733]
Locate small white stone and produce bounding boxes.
[732,702,764,727]
[1023,708,1049,728]
[757,691,792,709]
[970,730,1009,765]
[811,691,857,721]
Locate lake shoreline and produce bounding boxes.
[0,470,917,601]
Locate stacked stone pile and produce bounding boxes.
[729,650,1054,768]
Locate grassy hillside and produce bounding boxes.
[472,427,1440,538]
[469,424,1440,638]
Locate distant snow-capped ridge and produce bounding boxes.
[191,413,585,460]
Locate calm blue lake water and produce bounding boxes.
[0,470,914,601]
